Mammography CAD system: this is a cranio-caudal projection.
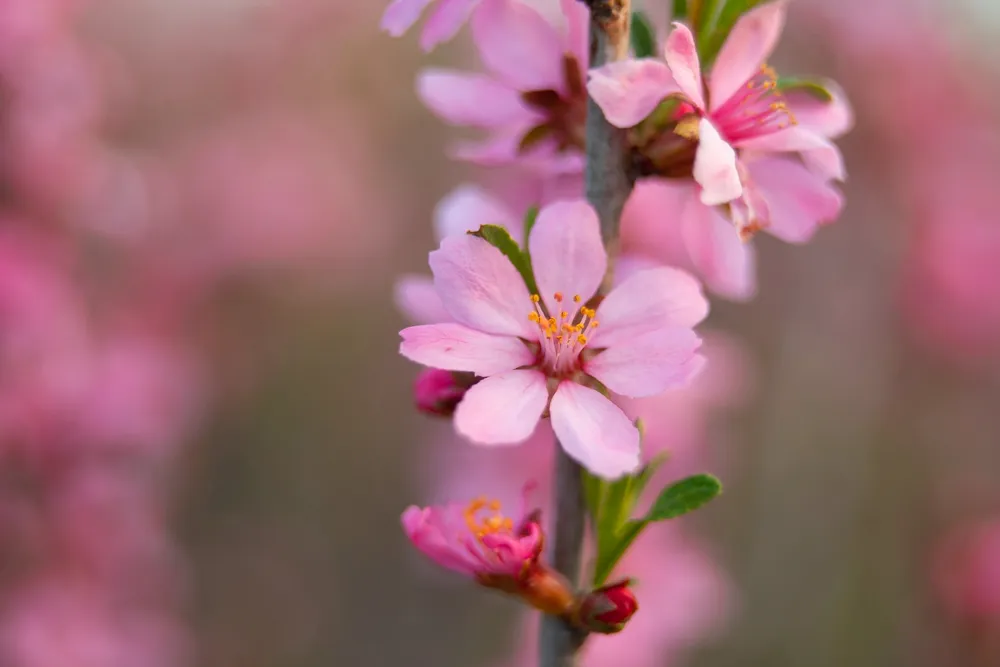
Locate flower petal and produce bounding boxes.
[694,119,742,205]
[560,0,589,65]
[471,0,564,90]
[550,382,640,479]
[429,234,535,337]
[419,0,480,51]
[454,370,548,444]
[400,323,533,374]
[590,267,709,347]
[433,184,521,241]
[529,200,606,315]
[747,158,843,244]
[665,23,705,110]
[418,69,530,127]
[785,80,854,139]
[401,506,480,576]
[736,126,846,181]
[681,191,757,300]
[395,274,451,324]
[708,0,787,110]
[585,329,705,397]
[381,0,435,37]
[587,59,679,128]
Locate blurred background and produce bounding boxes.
[1,0,1000,666]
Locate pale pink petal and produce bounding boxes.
[400,323,533,374]
[529,200,606,314]
[665,23,705,110]
[401,506,480,575]
[394,274,452,324]
[429,234,535,337]
[590,267,709,347]
[587,59,680,128]
[737,126,846,180]
[471,0,564,90]
[560,0,590,65]
[550,382,640,479]
[680,191,757,300]
[381,0,435,37]
[433,184,521,241]
[419,0,481,51]
[418,69,530,127]
[747,158,843,244]
[449,125,533,165]
[585,329,705,397]
[785,81,854,139]
[454,370,548,444]
[708,0,787,110]
[694,119,742,205]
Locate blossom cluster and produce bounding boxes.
[384,0,849,661]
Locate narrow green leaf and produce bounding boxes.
[469,224,538,294]
[698,0,766,66]
[593,520,647,586]
[582,469,604,522]
[645,474,722,522]
[522,206,539,245]
[776,77,835,102]
[672,0,689,20]
[628,452,669,501]
[631,12,657,59]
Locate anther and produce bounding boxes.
[554,292,563,302]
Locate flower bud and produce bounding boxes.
[574,579,639,634]
[413,369,472,417]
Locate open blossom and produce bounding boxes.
[381,0,480,51]
[399,200,708,478]
[589,1,851,299]
[417,0,588,173]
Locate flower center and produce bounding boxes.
[464,497,514,540]
[527,292,600,377]
[713,64,797,143]
[518,54,588,155]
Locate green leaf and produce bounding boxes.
[631,12,657,59]
[522,206,539,245]
[593,519,647,586]
[697,0,766,65]
[645,474,722,522]
[776,77,835,102]
[672,0,689,20]
[469,224,539,294]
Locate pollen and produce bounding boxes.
[573,295,581,303]
[554,292,563,303]
[464,497,514,539]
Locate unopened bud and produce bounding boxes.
[414,369,473,417]
[574,579,639,634]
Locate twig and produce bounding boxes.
[538,3,634,666]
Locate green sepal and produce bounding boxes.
[469,224,539,294]
[631,11,657,59]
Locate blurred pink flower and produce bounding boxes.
[381,0,480,51]
[932,520,1000,623]
[417,0,588,173]
[413,368,473,417]
[402,489,542,581]
[589,3,850,299]
[400,200,708,477]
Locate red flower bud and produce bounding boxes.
[575,579,639,634]
[413,369,472,417]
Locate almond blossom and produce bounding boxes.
[399,199,708,478]
[588,1,852,299]
[381,0,481,51]
[417,0,589,173]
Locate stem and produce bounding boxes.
[539,3,633,667]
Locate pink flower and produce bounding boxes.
[402,491,542,582]
[588,2,851,298]
[417,0,589,173]
[399,200,708,478]
[576,579,640,634]
[381,0,480,51]
[413,368,473,417]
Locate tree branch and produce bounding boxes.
[539,3,633,666]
